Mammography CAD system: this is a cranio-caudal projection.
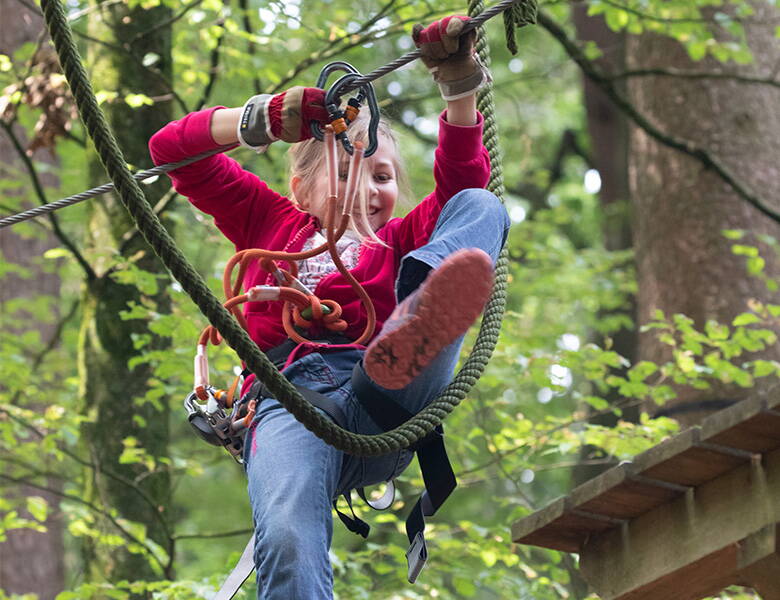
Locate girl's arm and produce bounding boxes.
[149,107,284,248]
[211,107,242,145]
[149,89,328,247]
[391,17,490,253]
[445,95,477,127]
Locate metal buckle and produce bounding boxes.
[184,388,246,462]
[405,531,427,583]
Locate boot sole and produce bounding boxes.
[364,248,494,390]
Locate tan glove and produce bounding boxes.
[412,16,490,101]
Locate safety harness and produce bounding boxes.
[183,83,457,593]
[189,341,458,598]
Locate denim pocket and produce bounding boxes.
[283,352,340,392]
[358,448,414,488]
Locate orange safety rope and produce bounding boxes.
[196,132,377,374]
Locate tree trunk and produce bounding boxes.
[78,0,175,582]
[0,3,66,598]
[567,9,635,598]
[571,6,636,488]
[628,2,780,427]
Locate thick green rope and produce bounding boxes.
[40,0,511,457]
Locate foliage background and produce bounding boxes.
[1,0,778,598]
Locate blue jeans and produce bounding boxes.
[243,189,509,599]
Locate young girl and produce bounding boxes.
[150,16,509,599]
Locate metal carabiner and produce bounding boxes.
[310,61,380,157]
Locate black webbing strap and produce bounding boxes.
[244,379,349,445]
[334,492,370,538]
[350,364,457,583]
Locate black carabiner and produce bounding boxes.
[310,61,381,157]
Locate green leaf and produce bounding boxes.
[628,361,658,382]
[732,244,759,257]
[43,248,71,260]
[453,576,477,596]
[604,8,629,31]
[583,40,603,60]
[26,496,48,522]
[721,229,744,240]
[584,396,609,410]
[746,256,766,275]
[752,360,779,377]
[674,350,696,373]
[480,549,498,567]
[705,320,730,340]
[124,93,155,108]
[687,41,708,61]
[732,312,761,326]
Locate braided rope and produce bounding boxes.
[39,0,519,456]
[0,147,228,229]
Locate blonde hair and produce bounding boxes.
[287,112,410,242]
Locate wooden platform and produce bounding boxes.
[511,389,780,599]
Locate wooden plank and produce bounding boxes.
[696,394,780,453]
[614,543,738,600]
[607,525,780,600]
[577,447,780,599]
[638,450,746,487]
[511,394,780,555]
[510,498,615,553]
[575,474,680,520]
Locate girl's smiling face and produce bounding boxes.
[291,133,399,233]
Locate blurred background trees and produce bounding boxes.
[1,0,778,598]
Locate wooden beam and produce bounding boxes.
[735,524,780,600]
[512,394,780,554]
[578,448,780,599]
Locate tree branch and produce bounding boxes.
[0,472,169,575]
[267,3,439,93]
[129,0,207,45]
[196,20,226,110]
[237,0,262,95]
[537,10,780,225]
[30,298,79,370]
[0,407,173,544]
[66,0,124,23]
[71,30,190,114]
[11,0,41,16]
[609,67,780,89]
[173,528,254,541]
[0,119,98,281]
[118,186,179,254]
[595,0,779,26]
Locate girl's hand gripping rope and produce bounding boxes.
[412,15,491,101]
[237,86,329,151]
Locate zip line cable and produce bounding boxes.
[35,0,533,456]
[341,0,533,92]
[2,0,533,230]
[0,147,230,229]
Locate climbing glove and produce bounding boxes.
[237,86,329,151]
[412,15,491,101]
